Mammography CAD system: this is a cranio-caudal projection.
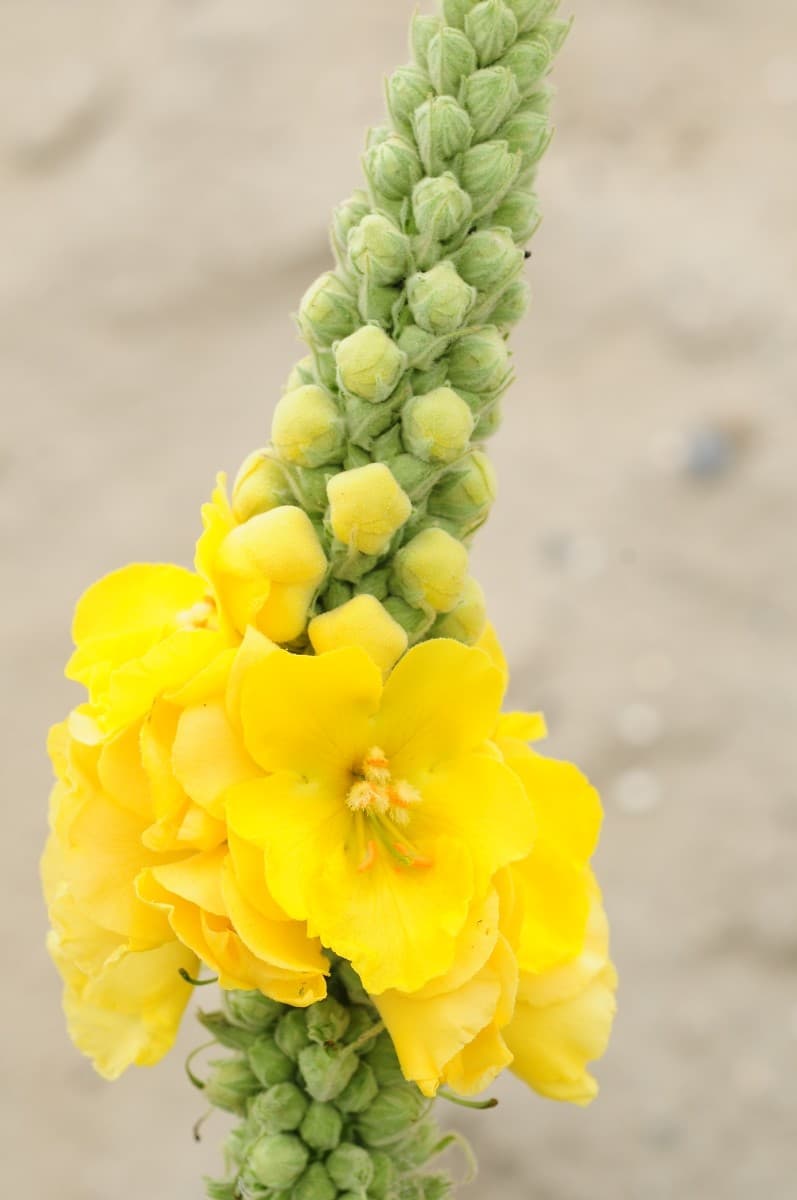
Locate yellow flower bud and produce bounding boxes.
[430,576,488,644]
[299,272,359,347]
[284,355,317,392]
[308,595,408,676]
[327,463,412,556]
[272,385,345,469]
[335,326,407,403]
[232,450,292,522]
[402,388,475,464]
[406,262,476,336]
[391,528,469,613]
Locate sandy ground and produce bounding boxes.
[2,1,796,1196]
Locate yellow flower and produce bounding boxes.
[308,593,408,676]
[225,638,535,995]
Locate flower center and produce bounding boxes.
[176,597,217,630]
[346,746,431,872]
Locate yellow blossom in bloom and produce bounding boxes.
[225,638,535,996]
[327,463,412,556]
[308,594,408,676]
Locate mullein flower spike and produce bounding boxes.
[42,5,618,1200]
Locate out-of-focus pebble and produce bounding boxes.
[612,768,662,815]
[684,427,735,479]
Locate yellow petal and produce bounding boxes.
[512,844,591,974]
[476,622,508,685]
[147,848,228,917]
[221,857,328,979]
[501,744,602,866]
[308,594,408,677]
[71,564,206,648]
[496,711,548,743]
[172,700,258,819]
[96,723,152,821]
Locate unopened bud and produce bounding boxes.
[498,106,552,172]
[368,1152,396,1200]
[487,277,531,327]
[452,228,523,291]
[249,1083,309,1135]
[343,1004,379,1043]
[372,423,404,462]
[505,0,558,33]
[430,576,488,643]
[523,82,555,116]
[281,464,336,515]
[406,263,476,336]
[274,1009,312,1061]
[465,0,519,67]
[498,35,552,96]
[392,528,469,613]
[402,387,475,463]
[248,1036,295,1088]
[538,15,573,55]
[334,960,372,1006]
[349,214,411,285]
[272,386,344,469]
[299,1101,344,1153]
[460,140,521,215]
[413,96,473,175]
[411,13,443,70]
[284,355,316,392]
[197,1010,258,1052]
[411,360,449,395]
[474,398,504,438]
[365,133,423,202]
[205,1058,261,1115]
[336,1061,379,1114]
[421,1175,454,1200]
[442,0,478,29]
[313,346,339,391]
[486,187,541,243]
[326,1144,375,1193]
[426,27,476,95]
[331,191,370,265]
[309,594,408,676]
[386,65,431,135]
[388,453,441,502]
[299,273,359,347]
[232,450,292,522]
[327,463,412,556]
[224,990,285,1033]
[412,173,472,243]
[461,66,520,142]
[305,996,350,1045]
[428,449,497,525]
[336,326,407,402]
[446,326,510,392]
[358,278,402,326]
[355,1086,427,1147]
[248,1133,308,1191]
[292,1164,337,1200]
[297,1044,359,1102]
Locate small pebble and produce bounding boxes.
[612,768,661,815]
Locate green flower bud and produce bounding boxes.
[275,1010,312,1061]
[205,1057,262,1115]
[461,66,520,142]
[358,278,402,326]
[426,27,476,96]
[421,1175,454,1200]
[397,324,445,370]
[386,66,431,135]
[497,106,552,172]
[344,390,403,450]
[336,1061,379,1114]
[299,1101,344,1153]
[452,228,523,291]
[538,15,573,55]
[342,1003,379,1042]
[406,263,476,335]
[411,13,444,70]
[248,1134,309,1191]
[430,575,488,643]
[390,1119,444,1171]
[336,326,407,402]
[305,996,350,1045]
[322,578,354,610]
[402,387,475,463]
[331,191,370,266]
[498,35,552,96]
[235,1169,271,1200]
[349,214,411,285]
[412,173,472,243]
[465,0,519,67]
[486,277,530,327]
[411,360,449,394]
[205,1181,238,1200]
[442,0,478,29]
[282,463,338,515]
[389,453,442,502]
[272,385,345,469]
[224,990,285,1033]
[485,187,540,242]
[459,140,521,216]
[368,1152,396,1200]
[412,96,473,176]
[505,0,558,33]
[284,355,317,391]
[382,594,435,642]
[344,445,371,470]
[474,398,504,438]
[446,326,510,392]
[312,346,339,391]
[428,449,497,525]
[298,1044,359,1102]
[367,123,392,149]
[292,1163,337,1200]
[371,423,404,462]
[392,527,469,613]
[333,960,372,1006]
[232,450,292,522]
[326,1143,375,1193]
[523,82,555,116]
[250,1083,309,1135]
[365,1031,408,1087]
[365,133,423,202]
[355,1086,427,1147]
[197,1010,258,1052]
[299,272,359,347]
[248,1036,295,1088]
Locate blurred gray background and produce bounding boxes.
[2,1,795,1196]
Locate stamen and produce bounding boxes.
[362,746,391,786]
[390,781,422,809]
[347,781,378,812]
[392,842,433,869]
[357,839,378,872]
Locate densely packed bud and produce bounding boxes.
[284,355,317,392]
[465,0,519,66]
[427,449,497,527]
[386,65,432,135]
[461,67,520,142]
[355,1086,428,1147]
[411,173,473,245]
[327,1144,375,1193]
[412,96,473,175]
[430,576,488,643]
[406,263,476,335]
[391,528,469,613]
[349,214,411,285]
[452,228,523,292]
[459,140,521,215]
[498,35,552,96]
[410,13,444,71]
[486,277,531,327]
[442,0,479,30]
[402,387,475,463]
[336,1062,380,1114]
[275,1009,312,1061]
[485,186,541,242]
[248,1133,309,1190]
[505,0,558,31]
[248,1036,295,1088]
[205,1058,262,1115]
[308,594,408,675]
[538,15,573,55]
[426,27,476,95]
[336,326,407,402]
[299,272,359,347]
[293,1163,337,1200]
[447,326,511,392]
[327,463,412,556]
[298,1044,359,1102]
[224,991,284,1033]
[299,1101,344,1152]
[271,385,345,468]
[305,996,350,1044]
[365,133,423,202]
[498,106,553,172]
[331,190,370,266]
[249,1083,309,1134]
[232,450,292,521]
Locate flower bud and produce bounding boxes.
[206,1182,237,1200]
[497,106,552,172]
[355,1086,428,1147]
[465,0,519,67]
[442,0,478,29]
[406,263,476,336]
[274,1009,312,1061]
[232,450,292,522]
[372,423,403,462]
[386,65,431,135]
[336,326,407,403]
[538,15,573,55]
[298,273,359,347]
[333,960,371,1006]
[358,278,402,326]
[428,449,497,525]
[391,528,469,613]
[461,66,520,142]
[271,386,344,469]
[313,346,339,391]
[205,1057,262,1115]
[498,35,552,96]
[349,214,410,285]
[331,191,370,265]
[411,360,449,395]
[426,27,476,96]
[412,96,473,176]
[452,228,523,291]
[412,173,472,243]
[365,133,423,202]
[368,1152,396,1200]
[411,13,443,70]
[197,1010,258,1052]
[336,1061,379,1114]
[446,326,510,392]
[421,1175,454,1200]
[224,990,285,1033]
[248,1133,309,1190]
[300,1102,343,1153]
[305,996,350,1045]
[459,141,520,215]
[281,464,336,515]
[284,355,316,392]
[309,594,408,676]
[382,595,435,642]
[342,1004,378,1043]
[430,576,488,643]
[367,123,392,149]
[327,463,412,556]
[249,1083,309,1135]
[402,387,475,463]
[486,277,531,327]
[291,1164,337,1200]
[248,1036,295,1087]
[326,1144,375,1193]
[297,1044,359,1102]
[474,398,503,438]
[505,0,558,32]
[388,452,441,501]
[486,187,540,242]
